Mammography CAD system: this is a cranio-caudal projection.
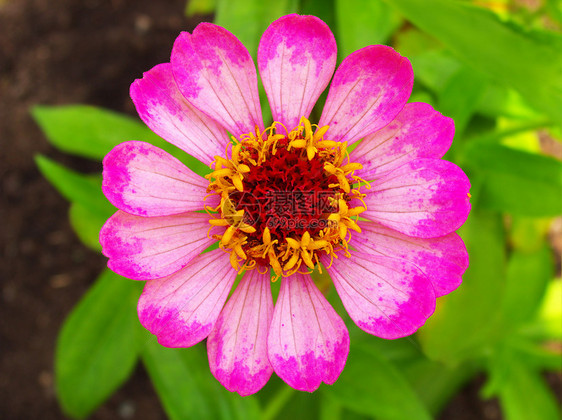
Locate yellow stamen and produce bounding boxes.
[205,116,369,280]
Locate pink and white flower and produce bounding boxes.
[100,14,470,395]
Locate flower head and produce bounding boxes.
[100,14,471,395]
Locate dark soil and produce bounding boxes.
[0,1,558,419]
[0,0,200,418]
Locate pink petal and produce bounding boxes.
[351,102,455,180]
[318,45,413,144]
[353,221,468,297]
[138,249,236,348]
[257,14,337,129]
[171,24,263,137]
[207,270,274,396]
[362,158,471,238]
[102,141,216,217]
[268,273,349,392]
[99,210,215,281]
[325,252,436,339]
[130,63,228,165]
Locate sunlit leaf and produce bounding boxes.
[533,280,562,340]
[55,270,143,418]
[385,0,562,124]
[477,86,541,120]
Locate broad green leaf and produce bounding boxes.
[409,51,461,94]
[501,245,553,329]
[32,105,160,160]
[384,0,562,125]
[35,155,113,216]
[142,340,261,420]
[438,65,487,141]
[55,270,143,418]
[335,0,401,57]
[462,143,562,216]
[419,210,506,364]
[324,344,432,420]
[32,105,211,177]
[484,346,561,420]
[214,0,298,57]
[68,202,106,252]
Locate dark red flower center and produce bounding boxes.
[206,117,367,278]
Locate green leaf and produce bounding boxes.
[35,155,114,216]
[214,0,298,57]
[335,0,401,57]
[419,210,506,364]
[32,105,211,177]
[501,245,553,329]
[142,340,261,420]
[324,344,432,420]
[408,50,462,94]
[463,143,562,216]
[68,202,107,252]
[438,65,487,140]
[485,346,561,420]
[384,0,562,125]
[32,105,159,160]
[55,270,143,418]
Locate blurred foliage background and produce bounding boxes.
[27,0,562,419]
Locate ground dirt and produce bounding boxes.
[0,1,558,419]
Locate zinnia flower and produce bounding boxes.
[100,14,471,395]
